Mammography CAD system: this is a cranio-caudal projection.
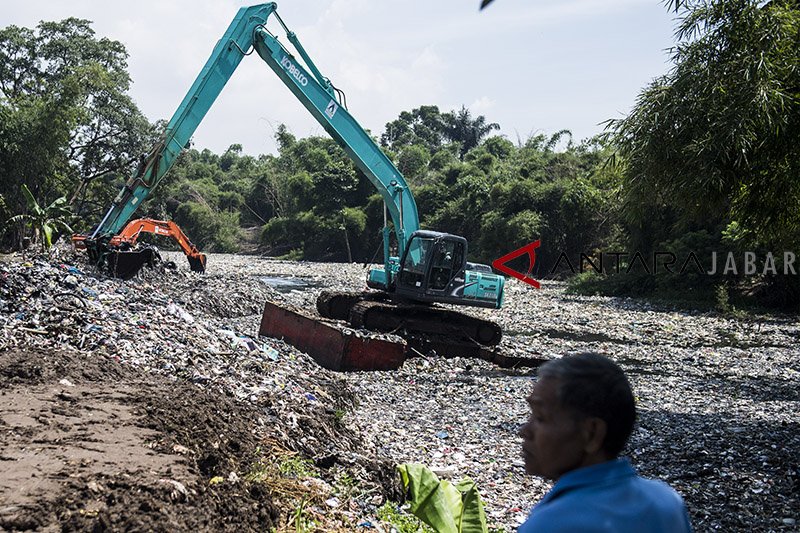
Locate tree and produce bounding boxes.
[174,201,239,252]
[397,144,431,184]
[609,0,800,250]
[219,144,243,172]
[0,18,152,235]
[0,194,9,241]
[311,160,360,214]
[0,89,75,231]
[482,136,515,160]
[381,105,448,153]
[442,105,500,158]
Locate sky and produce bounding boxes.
[2,0,678,156]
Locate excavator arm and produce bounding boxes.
[249,17,420,270]
[90,4,277,240]
[109,219,207,272]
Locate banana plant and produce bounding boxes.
[397,463,488,533]
[7,184,73,250]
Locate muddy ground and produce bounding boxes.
[0,347,285,531]
[0,248,403,532]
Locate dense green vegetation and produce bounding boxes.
[595,0,800,308]
[1,0,798,310]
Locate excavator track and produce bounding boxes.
[318,291,502,347]
[261,299,541,371]
[346,299,502,347]
[316,290,388,320]
[316,290,355,320]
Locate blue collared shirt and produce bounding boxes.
[518,458,693,532]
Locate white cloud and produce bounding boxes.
[470,96,496,115]
[411,47,443,71]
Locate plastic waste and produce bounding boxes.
[167,301,195,323]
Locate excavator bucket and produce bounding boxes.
[259,301,406,371]
[188,254,207,273]
[106,248,159,280]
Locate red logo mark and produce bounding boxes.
[492,240,541,289]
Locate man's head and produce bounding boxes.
[520,353,636,480]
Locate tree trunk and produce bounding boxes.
[342,226,352,263]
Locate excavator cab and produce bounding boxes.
[396,231,467,300]
[393,230,504,309]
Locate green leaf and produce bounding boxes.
[397,463,488,533]
[453,478,487,533]
[43,222,53,248]
[7,214,32,225]
[54,219,74,235]
[20,184,44,217]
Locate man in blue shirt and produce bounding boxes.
[518,353,693,532]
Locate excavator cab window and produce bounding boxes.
[399,236,434,288]
[429,239,463,291]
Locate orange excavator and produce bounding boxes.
[73,218,206,280]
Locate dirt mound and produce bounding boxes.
[0,347,280,531]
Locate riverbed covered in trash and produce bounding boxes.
[1,249,798,531]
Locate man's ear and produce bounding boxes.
[581,417,608,456]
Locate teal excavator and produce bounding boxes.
[78,3,507,361]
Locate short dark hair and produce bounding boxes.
[538,353,636,457]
